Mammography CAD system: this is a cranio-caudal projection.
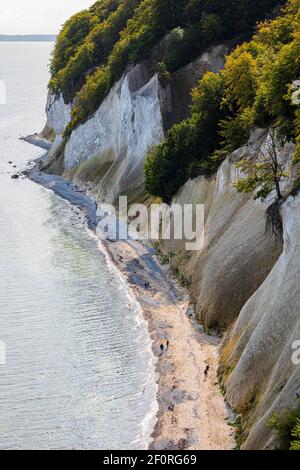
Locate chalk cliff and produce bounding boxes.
[223,190,300,449]
[41,39,299,450]
[158,130,299,449]
[42,45,227,203]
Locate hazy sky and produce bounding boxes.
[0,0,95,35]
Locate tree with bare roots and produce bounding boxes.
[234,129,289,239]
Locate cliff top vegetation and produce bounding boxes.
[49,0,284,135]
[145,0,300,202]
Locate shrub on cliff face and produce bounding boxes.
[145,120,195,203]
[163,13,223,73]
[234,129,289,200]
[163,27,185,71]
[218,108,255,156]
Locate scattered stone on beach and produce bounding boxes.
[8,161,12,164]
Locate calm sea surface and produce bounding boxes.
[0,42,157,450]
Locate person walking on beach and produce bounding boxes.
[204,365,210,381]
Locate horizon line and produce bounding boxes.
[0,34,56,37]
[0,34,56,41]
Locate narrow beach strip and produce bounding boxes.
[22,137,234,450]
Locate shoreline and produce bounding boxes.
[89,231,159,449]
[22,135,235,450]
[102,236,234,450]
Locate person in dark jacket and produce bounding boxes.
[204,365,210,381]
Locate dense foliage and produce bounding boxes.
[268,399,300,450]
[145,0,300,201]
[50,0,284,135]
[145,72,224,202]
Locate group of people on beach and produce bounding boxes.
[159,341,169,356]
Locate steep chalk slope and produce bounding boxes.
[160,130,287,331]
[64,68,164,204]
[42,93,71,158]
[43,45,226,203]
[158,130,298,448]
[223,193,300,449]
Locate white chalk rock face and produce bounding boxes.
[64,66,164,203]
[158,132,299,449]
[44,45,227,202]
[46,92,71,136]
[224,193,300,449]
[43,92,71,157]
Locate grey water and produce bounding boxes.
[0,42,157,450]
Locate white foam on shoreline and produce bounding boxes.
[27,152,159,449]
[86,229,159,450]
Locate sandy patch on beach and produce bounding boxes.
[27,153,234,450]
[105,237,234,450]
